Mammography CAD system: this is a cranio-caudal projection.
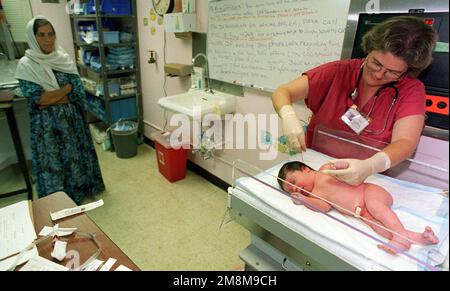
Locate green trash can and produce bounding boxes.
[110,120,138,159]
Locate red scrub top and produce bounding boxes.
[304,59,426,159]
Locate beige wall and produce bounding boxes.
[137,0,193,136]
[29,0,75,60]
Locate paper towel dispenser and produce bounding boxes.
[164,63,192,77]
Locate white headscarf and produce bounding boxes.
[15,16,79,91]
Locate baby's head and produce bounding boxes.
[278,161,315,194]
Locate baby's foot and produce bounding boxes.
[378,239,411,255]
[422,226,439,245]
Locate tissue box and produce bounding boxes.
[163,13,196,33]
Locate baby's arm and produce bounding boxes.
[291,192,332,212]
[319,161,350,173]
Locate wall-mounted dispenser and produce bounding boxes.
[164,63,192,77]
[163,13,196,33]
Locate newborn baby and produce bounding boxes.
[278,161,439,254]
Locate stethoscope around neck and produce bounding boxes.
[348,65,400,135]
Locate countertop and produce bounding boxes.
[0,59,18,84]
[0,60,23,97]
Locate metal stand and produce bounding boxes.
[0,96,33,200]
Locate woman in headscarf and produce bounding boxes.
[15,16,105,204]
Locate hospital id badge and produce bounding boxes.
[341,105,370,135]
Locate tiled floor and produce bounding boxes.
[0,143,250,270]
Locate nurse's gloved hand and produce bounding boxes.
[280,105,306,153]
[322,152,391,186]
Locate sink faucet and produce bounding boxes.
[192,53,214,94]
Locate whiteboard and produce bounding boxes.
[207,0,351,92]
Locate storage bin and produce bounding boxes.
[96,80,120,97]
[89,122,108,144]
[78,21,96,32]
[153,131,188,183]
[87,69,101,81]
[109,97,137,123]
[88,0,132,15]
[101,0,132,15]
[103,31,119,44]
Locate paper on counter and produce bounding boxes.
[99,258,117,271]
[0,201,37,263]
[81,259,104,271]
[19,255,68,271]
[39,224,77,237]
[0,246,38,271]
[50,199,104,221]
[51,240,67,261]
[115,265,132,271]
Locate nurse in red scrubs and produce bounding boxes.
[272,16,438,186]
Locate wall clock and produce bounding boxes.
[152,0,175,16]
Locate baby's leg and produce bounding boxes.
[363,184,439,254]
[363,184,411,254]
[360,209,393,239]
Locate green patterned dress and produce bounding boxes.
[18,71,105,204]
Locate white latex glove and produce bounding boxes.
[322,152,391,186]
[279,105,306,153]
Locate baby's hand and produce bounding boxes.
[291,192,304,205]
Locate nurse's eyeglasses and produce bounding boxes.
[365,57,407,80]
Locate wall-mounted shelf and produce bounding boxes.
[70,14,136,19]
[75,41,137,48]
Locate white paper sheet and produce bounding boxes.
[115,265,132,271]
[100,258,117,271]
[39,225,77,237]
[0,246,38,271]
[81,259,104,271]
[0,201,37,261]
[19,255,68,271]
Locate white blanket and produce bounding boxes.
[234,150,449,271]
